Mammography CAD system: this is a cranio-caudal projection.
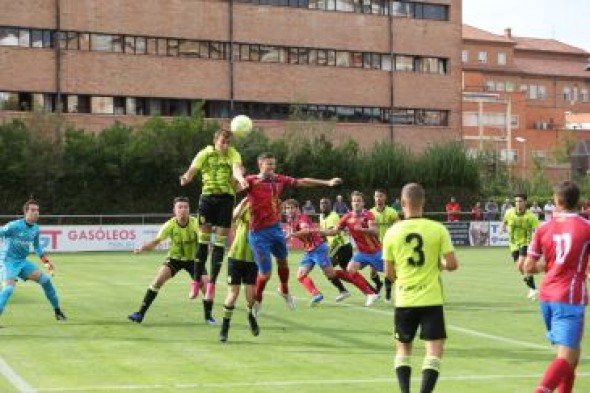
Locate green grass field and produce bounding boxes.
[0,248,588,393]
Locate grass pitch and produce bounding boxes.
[0,248,588,392]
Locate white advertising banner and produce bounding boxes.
[487,221,509,247]
[36,225,168,252]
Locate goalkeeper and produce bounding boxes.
[0,199,67,322]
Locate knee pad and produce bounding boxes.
[38,273,51,285]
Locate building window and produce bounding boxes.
[581,88,589,102]
[461,50,468,63]
[395,55,414,71]
[478,51,487,64]
[497,52,506,65]
[0,27,19,46]
[563,87,572,102]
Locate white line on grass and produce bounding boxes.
[0,356,37,393]
[33,373,590,392]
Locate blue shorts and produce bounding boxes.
[352,250,383,272]
[300,243,331,270]
[540,302,585,349]
[248,224,288,275]
[1,259,39,281]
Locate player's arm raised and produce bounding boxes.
[296,177,342,188]
[233,162,249,190]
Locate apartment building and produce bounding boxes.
[0,0,461,150]
[462,25,590,179]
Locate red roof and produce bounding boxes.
[463,25,514,44]
[513,36,588,55]
[514,57,590,78]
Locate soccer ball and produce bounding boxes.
[230,115,253,137]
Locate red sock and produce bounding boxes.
[298,275,320,295]
[278,266,290,294]
[336,270,374,295]
[535,358,572,393]
[255,275,269,302]
[558,370,575,393]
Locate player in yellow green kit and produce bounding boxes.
[180,128,248,324]
[501,193,540,300]
[219,198,260,343]
[383,183,458,393]
[370,188,400,302]
[128,197,205,324]
[319,198,352,301]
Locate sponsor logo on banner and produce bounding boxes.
[488,221,509,246]
[443,221,471,246]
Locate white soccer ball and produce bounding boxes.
[230,115,253,137]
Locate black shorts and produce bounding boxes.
[394,305,447,343]
[511,246,528,262]
[331,243,353,270]
[198,193,235,228]
[227,257,258,286]
[163,258,206,279]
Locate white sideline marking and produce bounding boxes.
[32,373,590,392]
[0,356,37,393]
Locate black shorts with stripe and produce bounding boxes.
[227,257,258,286]
[198,193,235,228]
[331,243,353,270]
[394,305,447,343]
[163,258,207,279]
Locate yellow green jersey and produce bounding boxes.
[156,216,199,261]
[319,211,350,257]
[383,218,454,307]
[227,205,254,262]
[370,206,399,242]
[503,207,539,251]
[190,145,242,195]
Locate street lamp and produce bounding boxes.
[515,137,527,177]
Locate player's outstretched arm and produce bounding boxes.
[40,255,56,276]
[233,163,249,190]
[232,198,248,221]
[134,239,161,254]
[441,251,458,271]
[522,256,542,274]
[297,177,343,188]
[179,167,198,186]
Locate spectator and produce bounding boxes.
[332,194,349,216]
[484,197,498,221]
[391,197,402,215]
[302,200,316,216]
[529,201,542,220]
[500,198,512,220]
[543,200,555,221]
[581,200,590,220]
[445,197,461,222]
[471,201,483,221]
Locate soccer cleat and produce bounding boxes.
[251,301,261,318]
[188,280,200,300]
[278,290,296,310]
[365,293,381,307]
[384,297,392,305]
[205,316,217,326]
[248,312,260,337]
[219,320,230,343]
[54,309,67,321]
[128,312,144,323]
[527,289,538,301]
[335,291,351,303]
[309,293,324,307]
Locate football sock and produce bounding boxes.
[223,304,235,320]
[0,284,16,314]
[336,270,374,294]
[395,356,411,393]
[371,273,383,292]
[38,273,60,309]
[277,265,290,294]
[558,370,575,393]
[329,277,347,293]
[197,231,211,264]
[535,358,572,392]
[203,299,214,320]
[205,283,216,301]
[298,275,320,295]
[385,277,393,299]
[420,356,441,393]
[139,286,159,315]
[524,275,536,290]
[210,236,227,283]
[255,275,269,302]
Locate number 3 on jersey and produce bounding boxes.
[553,233,572,265]
[405,233,425,267]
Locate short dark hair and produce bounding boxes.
[214,128,232,141]
[401,183,425,208]
[173,196,190,205]
[514,193,527,201]
[350,191,364,201]
[257,152,275,161]
[374,188,387,196]
[23,199,39,213]
[284,199,299,208]
[553,181,580,210]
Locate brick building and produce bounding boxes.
[0,0,461,150]
[462,25,590,180]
